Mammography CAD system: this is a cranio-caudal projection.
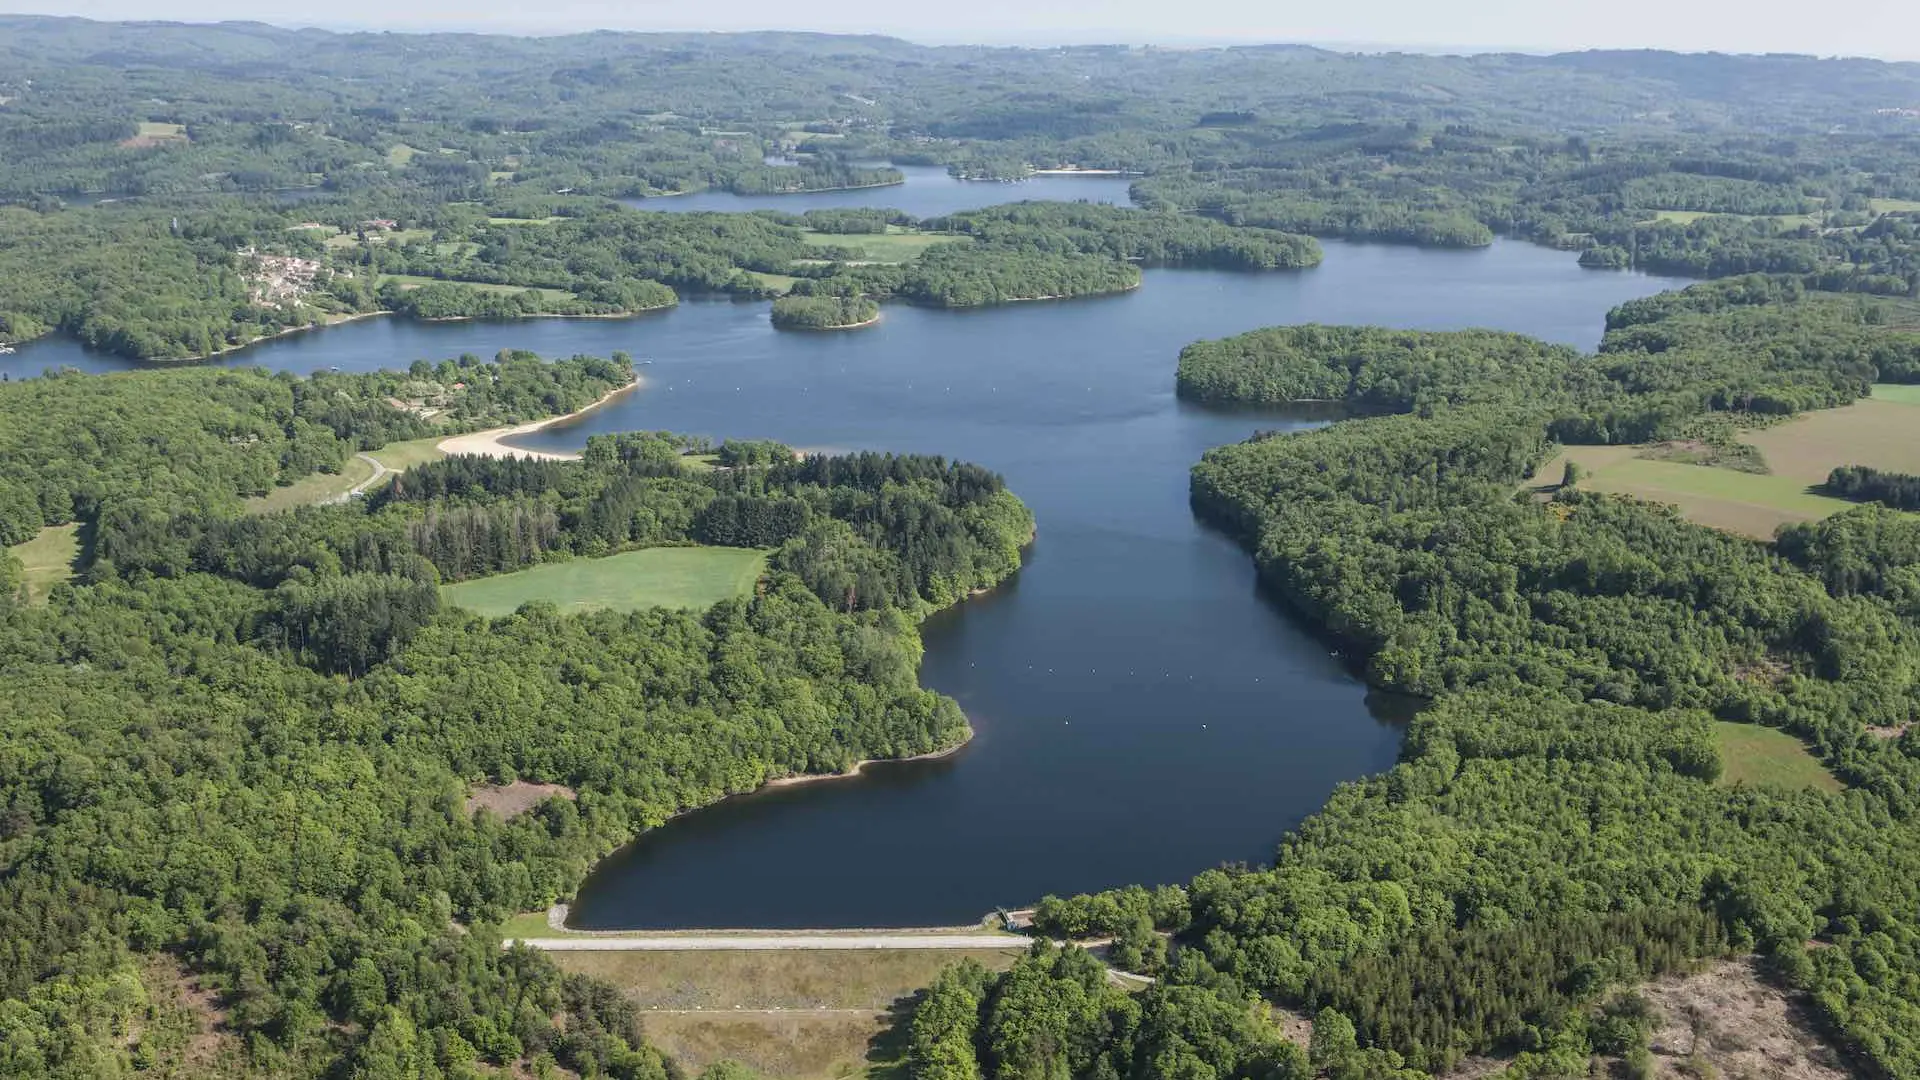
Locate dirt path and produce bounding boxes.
[437,379,640,461]
[509,934,1028,952]
[345,453,392,497]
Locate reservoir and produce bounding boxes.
[617,163,1131,216]
[5,239,1687,928]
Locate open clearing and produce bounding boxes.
[244,435,446,513]
[553,949,1021,1080]
[377,273,577,303]
[1635,958,1853,1080]
[385,143,418,165]
[1544,450,1851,538]
[748,270,803,294]
[7,523,82,604]
[1648,209,1820,228]
[442,546,768,617]
[1740,395,1920,485]
[1868,382,1920,405]
[555,950,1021,1010]
[801,228,967,263]
[1869,197,1920,214]
[1712,722,1843,793]
[1530,392,1920,540]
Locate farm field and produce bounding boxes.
[801,227,967,263]
[1712,722,1844,793]
[1527,392,1920,538]
[442,546,768,617]
[6,523,81,605]
[1534,448,1851,538]
[1739,395,1920,484]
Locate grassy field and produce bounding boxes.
[1648,209,1820,228]
[557,950,1023,1011]
[244,436,447,513]
[747,270,803,294]
[554,949,1022,1080]
[1868,382,1920,405]
[442,547,768,617]
[801,228,967,263]
[1869,198,1920,214]
[135,121,188,141]
[7,524,82,605]
[1712,722,1843,793]
[1536,448,1851,538]
[377,273,576,303]
[386,144,418,165]
[1741,397,1920,484]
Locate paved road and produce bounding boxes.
[509,934,1030,952]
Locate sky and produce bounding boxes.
[13,0,1920,61]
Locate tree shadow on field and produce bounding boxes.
[863,989,925,1080]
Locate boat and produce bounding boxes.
[0,344,15,355]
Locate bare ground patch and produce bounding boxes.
[1637,958,1856,1080]
[135,955,248,1077]
[466,780,576,819]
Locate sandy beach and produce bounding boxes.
[436,377,640,461]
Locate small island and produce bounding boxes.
[770,294,882,331]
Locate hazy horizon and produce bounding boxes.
[6,1,1920,63]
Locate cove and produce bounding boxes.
[3,241,1688,929]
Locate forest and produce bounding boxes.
[0,356,1033,1079]
[1013,286,1920,1078]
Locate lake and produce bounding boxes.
[617,164,1132,216]
[4,240,1688,928]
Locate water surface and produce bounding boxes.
[617,164,1131,216]
[3,241,1687,928]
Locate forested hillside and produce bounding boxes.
[0,357,1032,1078]
[998,291,1920,1078]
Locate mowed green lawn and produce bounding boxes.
[7,524,82,605]
[443,547,768,617]
[1712,722,1843,793]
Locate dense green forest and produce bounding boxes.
[0,356,1032,1078]
[771,294,881,329]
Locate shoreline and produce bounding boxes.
[773,312,883,332]
[760,736,971,790]
[435,377,642,461]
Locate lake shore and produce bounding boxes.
[761,736,972,790]
[436,377,642,461]
[774,312,883,332]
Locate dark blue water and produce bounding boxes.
[3,242,1688,928]
[617,164,1131,216]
